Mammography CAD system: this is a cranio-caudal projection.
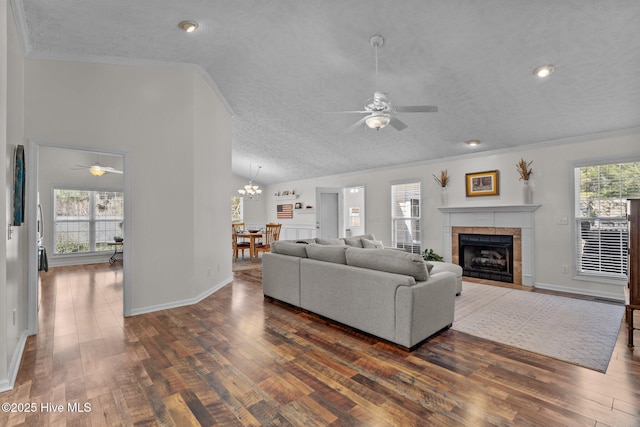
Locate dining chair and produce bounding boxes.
[232,224,250,261]
[255,223,282,258]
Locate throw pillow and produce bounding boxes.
[361,238,384,249]
[343,234,377,247]
[425,261,434,273]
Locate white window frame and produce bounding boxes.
[391,179,422,254]
[573,156,640,285]
[232,196,244,222]
[53,187,124,255]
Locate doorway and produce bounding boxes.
[315,186,366,239]
[27,141,131,335]
[344,185,365,237]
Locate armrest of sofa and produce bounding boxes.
[395,271,457,348]
[262,252,302,306]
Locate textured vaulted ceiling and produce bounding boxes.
[13,0,640,184]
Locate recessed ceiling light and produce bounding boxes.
[466,140,481,146]
[178,20,199,33]
[533,64,555,78]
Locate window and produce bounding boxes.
[391,180,421,254]
[231,196,243,222]
[54,189,124,254]
[575,160,640,280]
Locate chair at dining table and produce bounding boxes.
[254,223,282,258]
[232,224,250,261]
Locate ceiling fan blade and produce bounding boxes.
[395,105,438,113]
[327,110,370,114]
[389,117,408,131]
[102,167,123,174]
[345,115,370,133]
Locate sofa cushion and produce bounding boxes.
[345,248,430,281]
[343,234,376,247]
[305,245,348,264]
[270,241,308,257]
[361,238,384,249]
[315,237,346,246]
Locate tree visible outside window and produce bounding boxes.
[54,189,124,254]
[575,161,640,279]
[391,180,421,254]
[231,196,243,222]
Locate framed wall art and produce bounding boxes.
[465,170,499,197]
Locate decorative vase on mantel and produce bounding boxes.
[440,187,449,206]
[522,180,533,204]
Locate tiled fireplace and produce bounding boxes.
[439,205,539,286]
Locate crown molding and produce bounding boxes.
[10,0,30,55]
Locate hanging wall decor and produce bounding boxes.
[277,204,294,219]
[465,170,499,197]
[13,145,26,226]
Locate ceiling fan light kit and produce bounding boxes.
[365,113,391,130]
[90,165,106,176]
[335,34,438,132]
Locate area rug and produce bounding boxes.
[452,282,625,372]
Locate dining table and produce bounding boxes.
[236,231,263,262]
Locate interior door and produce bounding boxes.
[316,187,343,238]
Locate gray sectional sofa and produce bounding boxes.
[262,235,462,349]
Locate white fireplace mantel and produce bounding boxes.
[438,204,540,286]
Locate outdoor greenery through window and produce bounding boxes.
[54,189,124,254]
[231,196,243,222]
[575,161,640,279]
[391,180,421,254]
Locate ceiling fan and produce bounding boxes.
[72,161,123,176]
[335,34,438,132]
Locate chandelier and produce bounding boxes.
[238,165,263,200]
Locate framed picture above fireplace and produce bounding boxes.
[465,170,499,197]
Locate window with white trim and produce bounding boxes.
[575,160,640,280]
[391,180,421,254]
[54,189,124,254]
[231,196,243,222]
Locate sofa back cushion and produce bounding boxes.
[345,248,429,281]
[270,241,308,257]
[315,237,345,246]
[305,245,348,264]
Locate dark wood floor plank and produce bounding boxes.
[1,264,639,426]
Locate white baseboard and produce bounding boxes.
[0,330,29,392]
[130,276,233,316]
[534,282,625,302]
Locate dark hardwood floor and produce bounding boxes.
[2,264,640,426]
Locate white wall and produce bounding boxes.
[2,0,28,391]
[265,131,640,300]
[23,59,232,313]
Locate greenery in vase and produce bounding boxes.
[517,158,533,181]
[423,248,444,262]
[433,170,450,187]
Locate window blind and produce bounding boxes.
[391,181,421,254]
[575,161,640,279]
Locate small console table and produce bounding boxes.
[108,241,123,265]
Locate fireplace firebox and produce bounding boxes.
[458,233,514,283]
